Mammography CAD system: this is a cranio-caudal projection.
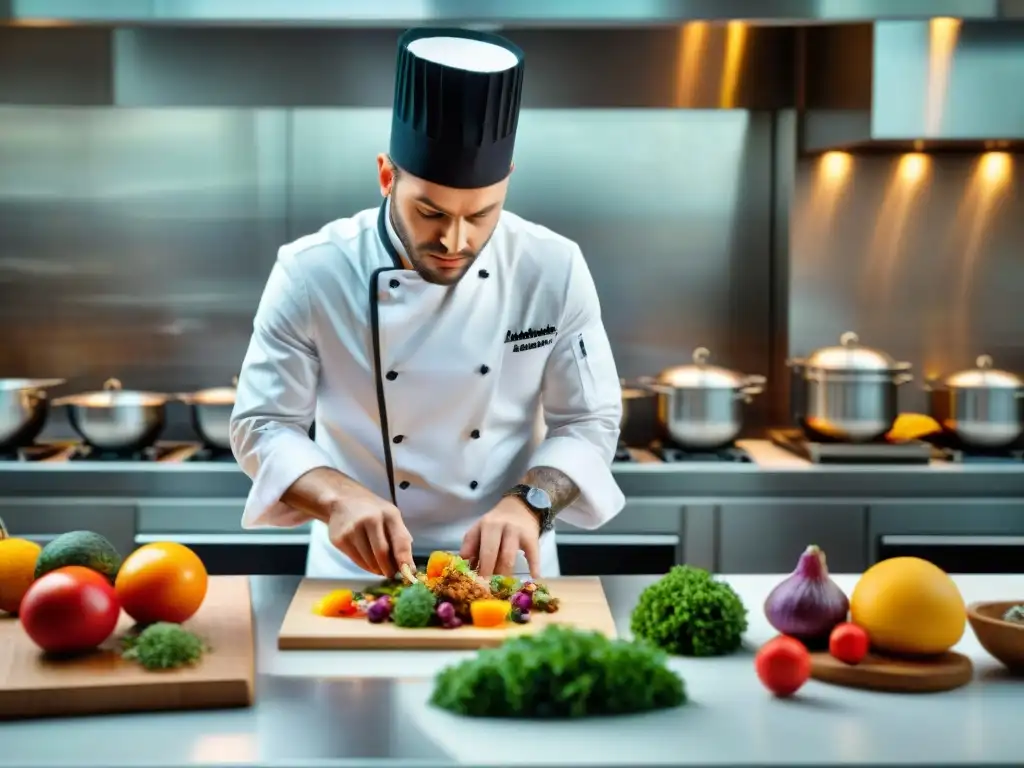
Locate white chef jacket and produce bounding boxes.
[230,198,625,578]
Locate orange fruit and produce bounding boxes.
[115,542,208,625]
[850,556,966,655]
[0,538,42,614]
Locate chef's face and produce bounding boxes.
[378,155,509,286]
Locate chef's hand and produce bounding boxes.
[327,484,414,577]
[460,497,541,579]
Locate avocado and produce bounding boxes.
[35,530,123,582]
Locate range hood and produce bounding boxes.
[0,0,1012,27]
[802,20,1024,151]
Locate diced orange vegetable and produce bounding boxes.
[313,589,358,617]
[426,551,453,579]
[470,599,512,627]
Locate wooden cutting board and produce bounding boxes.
[0,575,255,719]
[810,650,974,693]
[278,576,618,650]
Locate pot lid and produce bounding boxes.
[804,331,898,371]
[944,355,1023,389]
[68,378,168,408]
[191,376,238,405]
[657,347,746,388]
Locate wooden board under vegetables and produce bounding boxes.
[0,576,254,719]
[278,576,618,650]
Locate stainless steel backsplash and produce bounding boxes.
[0,106,773,440]
[789,152,1024,414]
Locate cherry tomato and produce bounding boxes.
[755,635,811,697]
[829,622,870,665]
[20,569,121,654]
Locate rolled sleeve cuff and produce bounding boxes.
[528,435,625,530]
[241,430,333,529]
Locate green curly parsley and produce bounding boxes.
[122,622,206,670]
[430,625,686,718]
[630,565,748,657]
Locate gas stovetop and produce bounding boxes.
[770,429,933,465]
[0,442,236,464]
[614,441,752,464]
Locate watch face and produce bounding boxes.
[525,486,552,511]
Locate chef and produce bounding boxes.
[230,27,625,580]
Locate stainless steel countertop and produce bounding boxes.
[2,440,1022,474]
[2,440,1022,505]
[1,573,1023,767]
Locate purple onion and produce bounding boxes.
[763,544,850,641]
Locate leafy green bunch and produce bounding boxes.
[430,625,686,718]
[630,565,748,656]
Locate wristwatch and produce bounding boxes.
[503,484,555,533]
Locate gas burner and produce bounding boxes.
[651,441,752,463]
[187,448,237,463]
[613,443,634,463]
[68,443,186,462]
[770,429,932,465]
[0,443,75,462]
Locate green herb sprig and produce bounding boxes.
[431,624,686,718]
[630,565,748,657]
[122,622,206,670]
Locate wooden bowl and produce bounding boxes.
[966,601,1024,673]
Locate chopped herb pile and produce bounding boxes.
[630,565,748,657]
[122,622,206,670]
[430,624,686,718]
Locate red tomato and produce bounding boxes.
[829,622,870,665]
[52,565,113,588]
[755,635,811,697]
[20,569,121,654]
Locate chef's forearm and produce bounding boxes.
[522,466,581,515]
[282,467,363,524]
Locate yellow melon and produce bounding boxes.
[850,557,966,655]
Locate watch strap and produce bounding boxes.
[503,484,555,532]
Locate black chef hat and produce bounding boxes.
[389,27,525,190]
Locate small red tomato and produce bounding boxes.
[829,622,870,665]
[755,635,811,698]
[20,569,121,654]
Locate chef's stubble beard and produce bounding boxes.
[388,189,481,287]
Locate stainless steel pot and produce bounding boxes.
[927,355,1024,449]
[179,377,237,450]
[637,347,765,450]
[0,379,65,451]
[620,383,651,432]
[53,378,169,452]
[788,331,913,443]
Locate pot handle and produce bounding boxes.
[894,373,914,385]
[738,374,766,397]
[734,374,766,403]
[630,375,673,395]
